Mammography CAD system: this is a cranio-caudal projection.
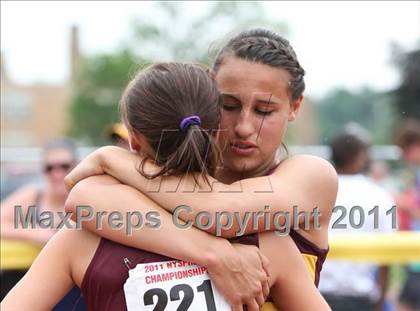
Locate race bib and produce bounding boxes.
[124,260,230,311]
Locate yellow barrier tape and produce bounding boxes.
[1,232,419,270]
[328,231,420,264]
[1,240,42,270]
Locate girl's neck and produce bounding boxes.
[43,189,67,210]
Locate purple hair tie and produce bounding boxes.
[179,115,201,131]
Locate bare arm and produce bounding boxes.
[65,175,270,310]
[66,146,337,241]
[0,186,55,244]
[66,175,230,267]
[1,228,76,310]
[259,232,331,311]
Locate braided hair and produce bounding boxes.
[211,28,305,101]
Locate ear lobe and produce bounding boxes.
[128,130,143,152]
[288,95,304,122]
[288,113,297,122]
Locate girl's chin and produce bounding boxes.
[225,157,261,174]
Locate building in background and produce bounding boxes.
[1,26,80,148]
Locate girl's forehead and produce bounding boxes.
[215,57,291,98]
[221,91,285,106]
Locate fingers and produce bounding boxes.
[255,290,265,308]
[262,279,270,300]
[231,303,244,311]
[63,173,75,191]
[244,299,260,311]
[257,251,271,278]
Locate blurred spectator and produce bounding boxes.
[369,160,400,194]
[0,138,87,310]
[370,160,390,183]
[320,131,396,311]
[394,119,420,311]
[1,138,78,244]
[395,119,420,230]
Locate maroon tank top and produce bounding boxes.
[81,235,258,310]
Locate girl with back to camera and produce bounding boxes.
[64,29,337,309]
[2,62,331,311]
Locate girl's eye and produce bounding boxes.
[255,109,274,116]
[222,105,240,111]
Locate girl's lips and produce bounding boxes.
[230,143,257,156]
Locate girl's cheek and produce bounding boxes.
[220,113,232,128]
[261,119,286,143]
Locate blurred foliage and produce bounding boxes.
[68,2,414,146]
[317,87,397,144]
[68,2,287,144]
[126,2,288,64]
[68,49,142,145]
[391,45,420,120]
[317,44,419,145]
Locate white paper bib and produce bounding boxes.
[124,260,230,311]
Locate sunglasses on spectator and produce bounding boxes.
[43,163,73,174]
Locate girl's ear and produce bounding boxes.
[288,95,304,122]
[128,130,144,152]
[128,129,156,158]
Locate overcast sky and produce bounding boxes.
[1,1,419,98]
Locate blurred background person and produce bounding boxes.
[395,119,420,231]
[0,138,87,310]
[394,119,420,311]
[1,138,78,244]
[369,160,401,193]
[370,160,391,184]
[320,130,396,311]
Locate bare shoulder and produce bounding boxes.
[276,155,337,187]
[0,185,41,219]
[51,226,99,252]
[52,227,101,286]
[278,154,335,172]
[2,185,39,205]
[274,155,338,226]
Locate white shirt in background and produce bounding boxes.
[319,174,396,300]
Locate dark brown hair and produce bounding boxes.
[120,62,222,183]
[211,28,305,101]
[330,133,369,169]
[395,118,420,150]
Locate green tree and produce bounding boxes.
[68,2,287,144]
[318,87,396,144]
[69,49,143,145]
[126,2,288,64]
[392,45,420,120]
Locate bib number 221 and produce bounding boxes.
[124,260,230,311]
[144,279,215,311]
